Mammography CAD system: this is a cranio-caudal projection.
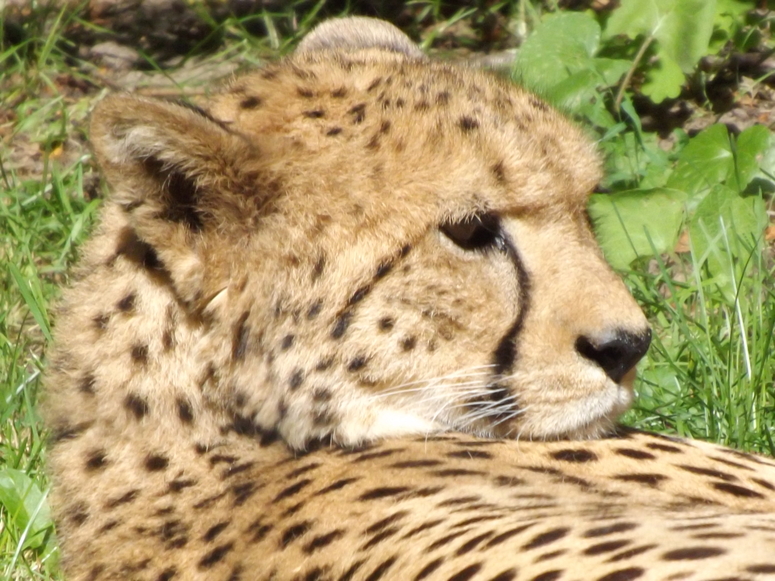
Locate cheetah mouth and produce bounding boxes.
[516,382,635,441]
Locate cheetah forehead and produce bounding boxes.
[208,25,600,222]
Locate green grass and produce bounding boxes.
[1,1,773,578]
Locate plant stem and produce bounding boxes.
[615,34,655,112]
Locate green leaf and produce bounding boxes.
[605,0,717,103]
[589,188,687,269]
[640,53,685,103]
[734,125,771,191]
[514,12,601,92]
[9,262,52,343]
[667,124,734,199]
[689,185,768,301]
[0,468,54,551]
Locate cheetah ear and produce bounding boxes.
[90,94,263,305]
[296,17,425,59]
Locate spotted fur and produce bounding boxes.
[43,17,775,581]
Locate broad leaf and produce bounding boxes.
[0,468,54,551]
[514,12,600,92]
[589,188,687,269]
[667,124,733,199]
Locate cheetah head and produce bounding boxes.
[89,18,650,449]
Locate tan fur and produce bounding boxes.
[42,18,775,581]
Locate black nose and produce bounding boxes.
[575,329,652,383]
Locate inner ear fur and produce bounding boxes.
[90,94,264,305]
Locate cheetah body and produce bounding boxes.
[43,18,775,581]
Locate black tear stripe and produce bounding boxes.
[487,238,531,401]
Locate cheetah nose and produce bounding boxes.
[575,328,652,384]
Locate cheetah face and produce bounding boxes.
[89,20,650,449]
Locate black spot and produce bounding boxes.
[607,544,658,562]
[752,478,775,491]
[414,558,443,580]
[400,336,417,351]
[124,394,149,419]
[297,88,314,98]
[491,160,507,183]
[584,540,631,555]
[332,311,352,339]
[331,87,347,98]
[177,398,194,424]
[552,449,598,463]
[106,489,139,508]
[274,479,312,502]
[391,459,442,469]
[117,292,136,312]
[713,482,765,498]
[448,564,482,581]
[596,569,645,581]
[678,464,738,481]
[349,103,366,124]
[583,522,638,538]
[661,546,726,560]
[281,334,295,350]
[614,473,667,487]
[168,478,197,493]
[348,284,372,306]
[379,120,391,134]
[378,317,394,331]
[529,96,550,112]
[615,448,656,460]
[157,566,177,581]
[456,533,493,555]
[144,454,169,471]
[131,344,148,364]
[315,357,334,372]
[458,116,479,132]
[364,556,396,581]
[289,368,305,390]
[239,96,262,109]
[307,300,323,319]
[522,527,570,550]
[436,91,450,105]
[645,442,682,453]
[198,542,234,569]
[315,477,359,495]
[231,482,259,506]
[347,356,368,372]
[203,521,230,542]
[530,572,562,581]
[326,127,343,136]
[301,529,344,555]
[489,570,518,581]
[358,487,410,501]
[312,389,332,404]
[246,519,273,543]
[79,373,96,395]
[232,311,250,360]
[303,109,325,118]
[748,565,775,574]
[93,313,109,330]
[338,560,366,581]
[85,450,108,471]
[281,521,313,547]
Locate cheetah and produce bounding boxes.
[42,17,775,581]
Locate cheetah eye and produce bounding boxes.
[441,213,506,252]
